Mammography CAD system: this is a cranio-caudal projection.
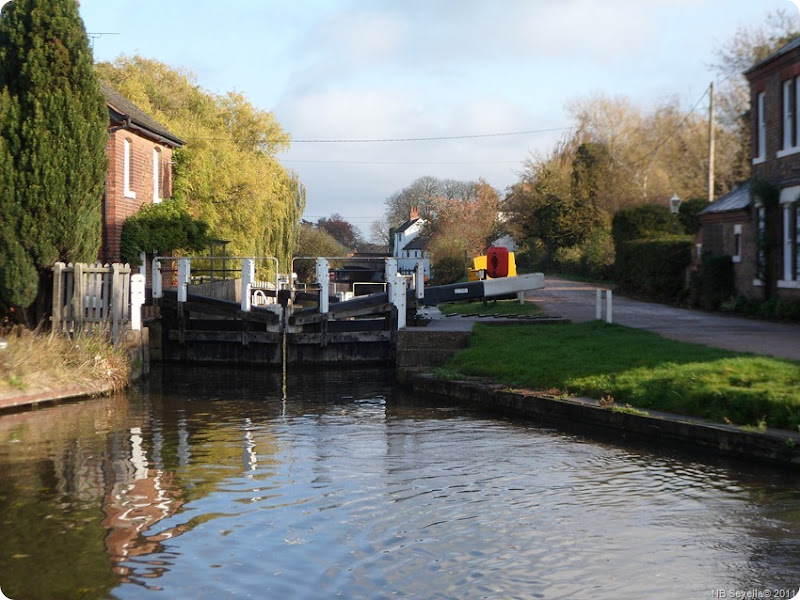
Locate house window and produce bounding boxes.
[779,187,800,289]
[733,224,742,264]
[755,92,766,164]
[778,79,800,157]
[123,138,136,199]
[153,147,161,204]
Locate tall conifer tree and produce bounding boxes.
[0,0,107,314]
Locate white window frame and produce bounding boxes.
[153,147,161,204]
[123,138,136,199]
[754,92,766,164]
[732,224,742,264]
[778,187,800,289]
[778,79,800,158]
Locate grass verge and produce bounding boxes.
[443,321,800,431]
[438,298,543,316]
[0,326,131,398]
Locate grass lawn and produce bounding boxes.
[438,298,543,316]
[439,321,800,431]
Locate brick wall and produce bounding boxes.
[698,210,762,301]
[747,43,800,301]
[102,129,175,263]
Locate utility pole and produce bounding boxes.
[708,82,715,203]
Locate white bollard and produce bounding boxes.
[596,288,602,320]
[241,258,255,312]
[130,274,145,331]
[606,289,613,324]
[151,258,163,299]
[315,258,330,314]
[177,258,191,303]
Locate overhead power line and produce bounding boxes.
[287,127,570,143]
[630,87,711,166]
[183,126,571,145]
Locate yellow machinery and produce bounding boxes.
[468,252,517,281]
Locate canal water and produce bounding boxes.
[0,366,798,600]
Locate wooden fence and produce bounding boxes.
[51,262,132,344]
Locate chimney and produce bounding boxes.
[410,206,419,220]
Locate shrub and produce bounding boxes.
[692,255,735,311]
[776,297,800,321]
[612,204,684,249]
[615,236,692,302]
[432,255,465,285]
[120,199,210,265]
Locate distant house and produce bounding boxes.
[741,36,800,301]
[99,81,184,264]
[392,207,431,277]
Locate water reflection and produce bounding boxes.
[0,366,798,599]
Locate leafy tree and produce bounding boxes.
[0,0,108,320]
[381,176,479,231]
[427,180,500,282]
[506,140,605,265]
[316,213,363,251]
[292,223,345,282]
[120,199,210,265]
[95,56,305,272]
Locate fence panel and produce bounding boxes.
[51,262,133,344]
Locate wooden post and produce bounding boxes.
[73,262,85,334]
[111,263,124,344]
[52,262,65,333]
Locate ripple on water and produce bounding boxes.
[2,375,800,600]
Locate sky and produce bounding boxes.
[78,0,796,238]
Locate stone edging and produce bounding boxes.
[403,371,800,469]
[0,383,115,412]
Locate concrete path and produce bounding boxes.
[526,277,800,361]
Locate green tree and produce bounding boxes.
[0,0,108,319]
[95,56,305,272]
[293,223,345,282]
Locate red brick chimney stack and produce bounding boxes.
[410,206,419,220]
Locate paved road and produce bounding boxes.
[526,277,800,361]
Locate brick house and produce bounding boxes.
[743,36,800,301]
[697,183,760,298]
[99,81,184,264]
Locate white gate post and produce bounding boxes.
[390,273,407,329]
[241,258,255,312]
[415,260,425,301]
[606,290,613,324]
[177,258,191,303]
[152,257,163,299]
[315,258,330,314]
[130,274,145,331]
[385,257,398,283]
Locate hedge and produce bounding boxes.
[615,236,693,302]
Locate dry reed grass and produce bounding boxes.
[0,326,131,398]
